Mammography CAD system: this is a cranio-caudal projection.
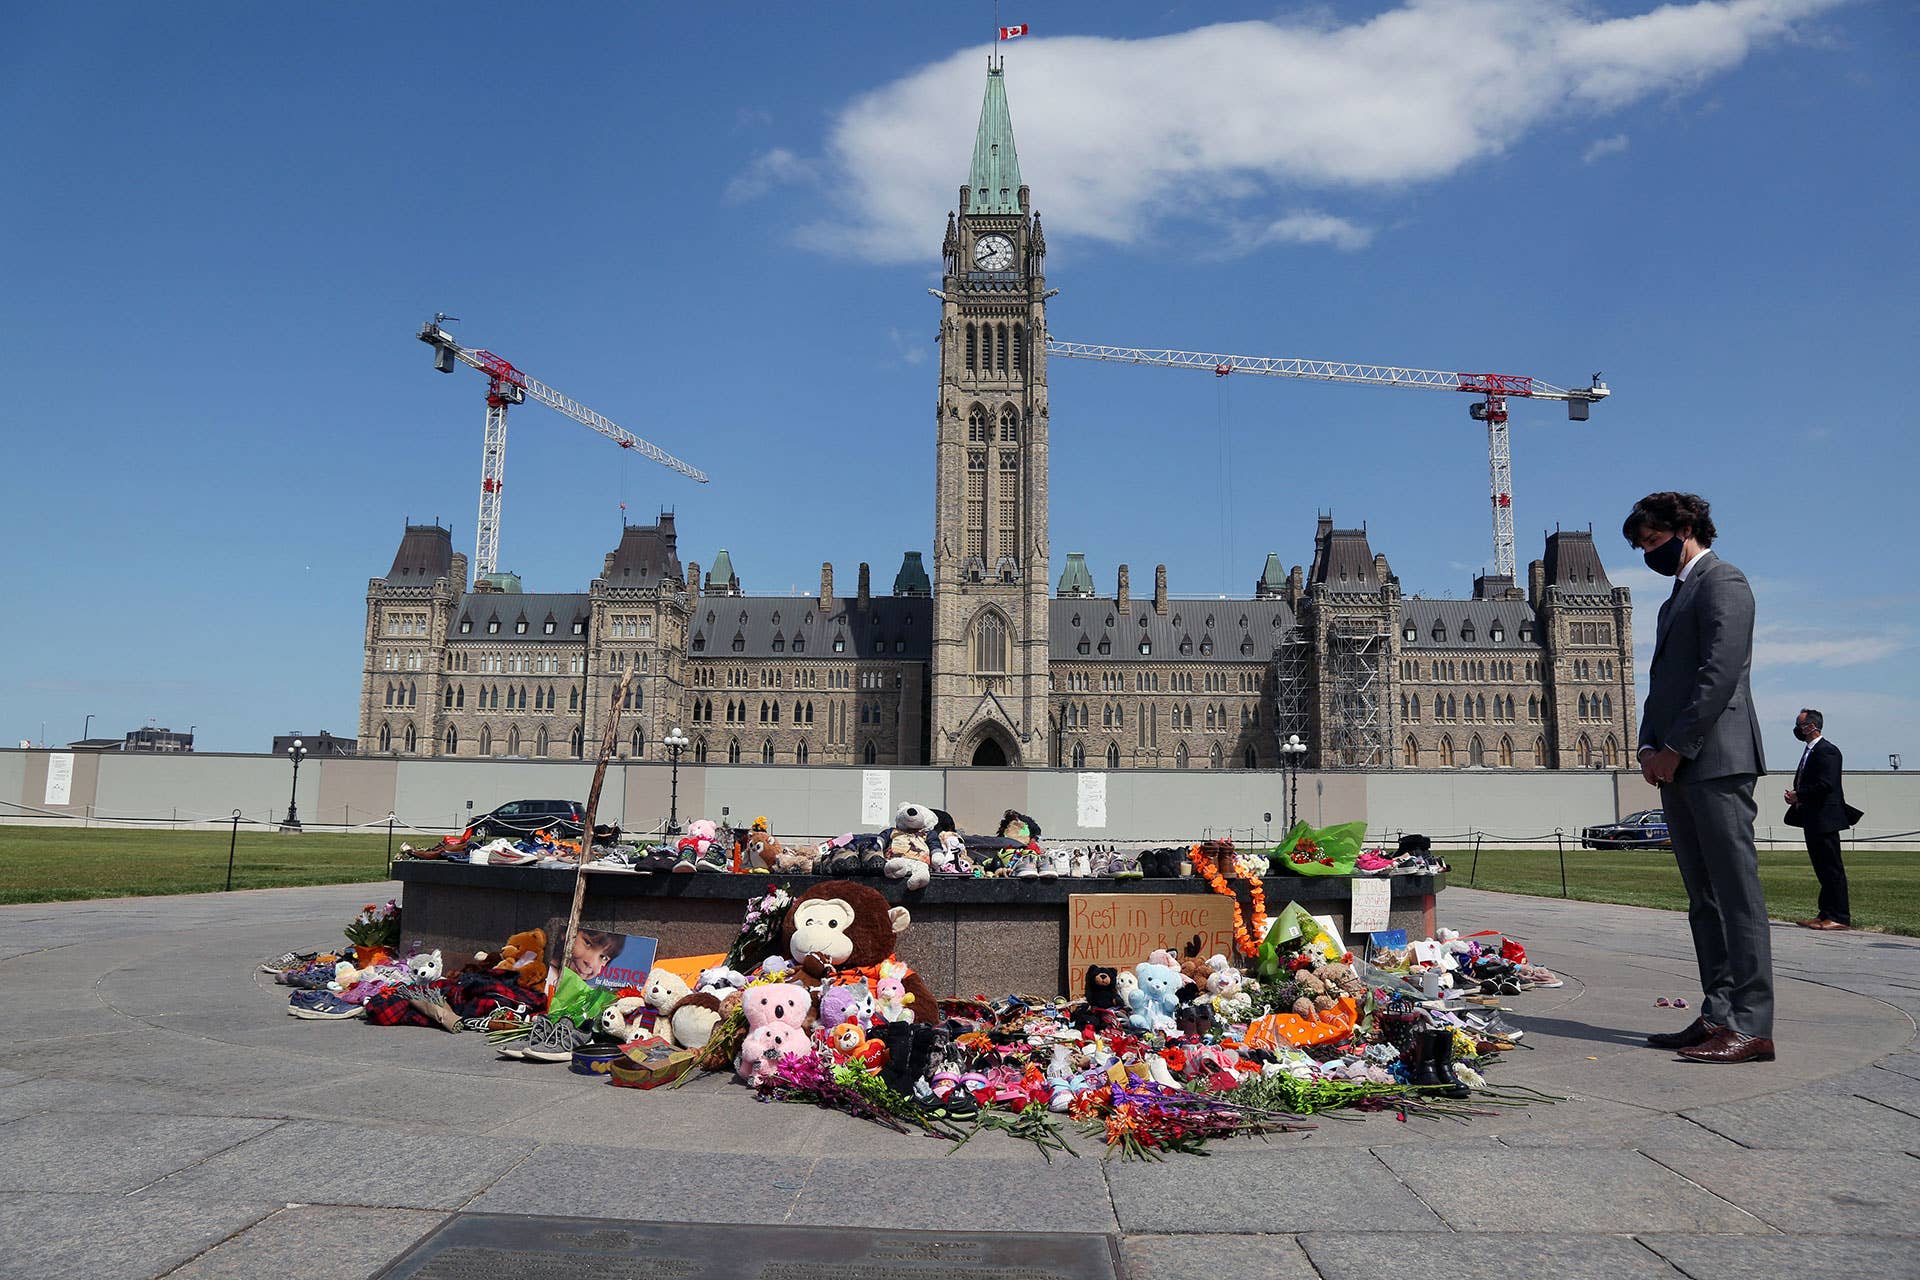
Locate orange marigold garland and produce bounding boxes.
[1187,844,1270,960]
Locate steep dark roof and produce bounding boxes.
[385,525,453,584]
[1543,530,1613,594]
[1308,517,1379,592]
[452,593,590,643]
[688,596,930,660]
[1049,599,1297,662]
[605,516,682,586]
[1400,599,1540,650]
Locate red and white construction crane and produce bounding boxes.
[1043,338,1609,581]
[417,316,710,581]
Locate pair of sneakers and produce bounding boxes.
[1092,848,1144,879]
[1010,849,1072,879]
[287,989,363,1020]
[671,847,731,873]
[499,1016,592,1062]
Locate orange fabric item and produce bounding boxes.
[1239,997,1359,1050]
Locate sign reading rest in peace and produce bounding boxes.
[1067,893,1239,995]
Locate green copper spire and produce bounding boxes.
[1256,552,1287,599]
[1057,552,1095,598]
[968,64,1023,214]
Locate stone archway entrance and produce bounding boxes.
[971,737,1008,766]
[959,722,1019,767]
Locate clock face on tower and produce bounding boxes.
[972,234,1015,271]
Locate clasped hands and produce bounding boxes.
[1639,745,1682,786]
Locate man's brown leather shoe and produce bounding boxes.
[1807,919,1849,931]
[1677,1028,1775,1063]
[1646,1017,1720,1050]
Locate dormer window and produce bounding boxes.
[1071,613,1081,628]
[771,611,781,626]
[460,620,472,634]
[1139,640,1152,656]
[572,619,585,635]
[1461,623,1475,642]
[731,632,745,653]
[1199,635,1214,657]
[1240,637,1254,656]
[1520,622,1534,642]
[543,618,555,634]
[833,636,845,653]
[1098,636,1111,655]
[1490,624,1505,642]
[486,620,499,634]
[1078,635,1091,656]
[1404,624,1417,641]
[1179,635,1193,656]
[692,633,706,652]
[793,634,806,653]
[772,634,785,652]
[1431,622,1445,642]
[515,620,527,634]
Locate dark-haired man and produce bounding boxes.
[1785,708,1863,931]
[1625,492,1774,1065]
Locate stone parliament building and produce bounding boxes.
[360,65,1636,773]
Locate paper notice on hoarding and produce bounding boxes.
[44,753,74,806]
[1349,877,1391,933]
[1076,772,1108,828]
[860,770,890,825]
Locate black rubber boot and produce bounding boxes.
[1427,1028,1471,1099]
[1404,1028,1439,1088]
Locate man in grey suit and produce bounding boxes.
[1626,492,1775,1065]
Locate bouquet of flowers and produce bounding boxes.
[343,899,401,949]
[725,885,794,971]
[1267,820,1368,876]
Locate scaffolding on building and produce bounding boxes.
[1271,627,1312,751]
[1324,621,1388,767]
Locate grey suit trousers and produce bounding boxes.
[1661,773,1773,1038]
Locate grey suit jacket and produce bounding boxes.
[1638,552,1766,781]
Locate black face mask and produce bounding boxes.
[1643,536,1685,577]
[1793,723,1813,742]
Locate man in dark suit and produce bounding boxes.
[1785,708,1862,931]
[1626,492,1774,1065]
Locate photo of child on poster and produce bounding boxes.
[543,918,658,991]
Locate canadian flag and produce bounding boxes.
[998,24,1028,39]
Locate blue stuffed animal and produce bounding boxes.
[1127,960,1182,1032]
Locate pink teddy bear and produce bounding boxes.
[735,982,812,1084]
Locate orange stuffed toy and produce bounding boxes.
[492,929,550,990]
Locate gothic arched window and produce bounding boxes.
[965,323,977,373]
[445,725,458,754]
[536,726,549,757]
[1012,323,1025,372]
[570,726,584,757]
[1071,742,1085,768]
[863,740,877,765]
[796,740,809,765]
[728,738,742,764]
[479,726,493,756]
[378,722,392,751]
[999,405,1019,443]
[1109,742,1121,769]
[762,739,775,764]
[973,611,1007,673]
[968,403,988,443]
[694,737,708,763]
[1404,736,1419,766]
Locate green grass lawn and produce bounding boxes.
[1461,846,1920,937]
[0,826,400,904]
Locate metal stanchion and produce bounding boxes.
[1469,831,1483,887]
[224,810,241,892]
[386,812,396,864]
[1555,827,1568,898]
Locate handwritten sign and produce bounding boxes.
[1067,893,1238,994]
[860,770,890,825]
[1349,877,1391,933]
[1076,772,1107,828]
[44,753,75,806]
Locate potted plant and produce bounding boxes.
[344,899,402,967]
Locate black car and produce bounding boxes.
[1581,808,1670,850]
[470,799,586,841]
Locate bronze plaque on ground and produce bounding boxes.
[376,1213,1122,1280]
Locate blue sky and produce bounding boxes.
[4,1,1914,769]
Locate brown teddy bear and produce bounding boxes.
[778,880,936,1024]
[743,822,784,873]
[491,929,549,990]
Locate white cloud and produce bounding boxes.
[1753,625,1904,669]
[734,0,1846,262]
[723,147,808,204]
[1255,211,1374,251]
[887,325,929,366]
[1582,133,1630,163]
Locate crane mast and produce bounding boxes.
[417,319,709,581]
[1043,338,1609,580]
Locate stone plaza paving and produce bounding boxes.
[0,881,1915,1279]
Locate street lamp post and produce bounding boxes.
[1280,734,1308,830]
[662,727,691,835]
[281,738,308,831]
[83,714,94,744]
